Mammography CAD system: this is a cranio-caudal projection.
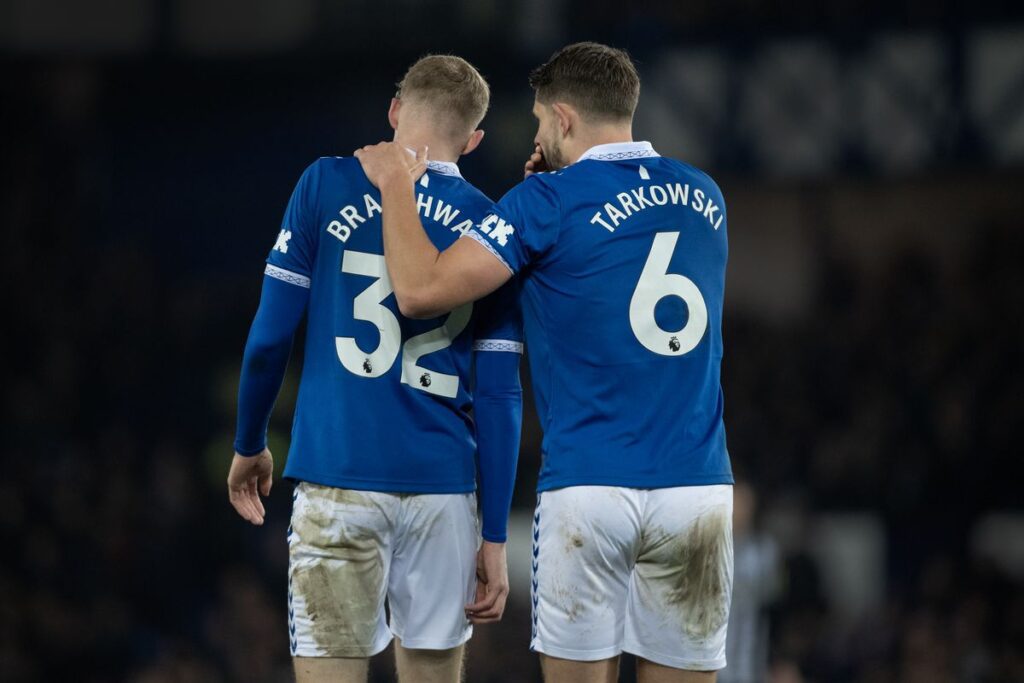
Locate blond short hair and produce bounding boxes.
[396,55,490,137]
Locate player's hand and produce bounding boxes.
[466,541,509,624]
[354,142,428,189]
[227,449,274,526]
[524,143,548,178]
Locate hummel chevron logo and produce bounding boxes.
[273,229,293,253]
[478,214,515,247]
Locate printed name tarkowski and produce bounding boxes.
[590,182,723,233]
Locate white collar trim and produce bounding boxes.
[577,141,659,163]
[426,159,462,177]
[404,147,462,177]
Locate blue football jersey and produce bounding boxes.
[267,156,522,493]
[466,142,732,491]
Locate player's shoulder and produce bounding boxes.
[657,156,725,199]
[498,172,562,209]
[307,155,363,179]
[525,166,578,191]
[445,173,494,212]
[528,158,635,196]
[295,156,375,197]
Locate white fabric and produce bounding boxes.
[288,482,478,657]
[530,484,733,671]
[460,230,514,273]
[402,146,463,177]
[577,141,660,163]
[425,159,462,177]
[472,339,524,353]
[265,263,310,288]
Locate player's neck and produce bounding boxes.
[566,126,634,165]
[393,130,461,164]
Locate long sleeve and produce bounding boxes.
[233,274,310,455]
[474,349,523,542]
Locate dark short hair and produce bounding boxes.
[528,42,640,122]
[397,55,490,133]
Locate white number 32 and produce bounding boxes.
[335,250,471,398]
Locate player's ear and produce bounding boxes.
[461,129,485,157]
[388,98,401,131]
[551,103,573,137]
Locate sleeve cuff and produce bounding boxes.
[265,264,311,288]
[233,440,267,456]
[461,231,515,274]
[472,339,524,353]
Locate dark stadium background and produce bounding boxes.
[4,1,1024,681]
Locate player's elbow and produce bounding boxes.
[394,287,448,320]
[243,339,284,370]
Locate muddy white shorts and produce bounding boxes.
[287,482,479,658]
[530,485,733,671]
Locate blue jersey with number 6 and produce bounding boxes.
[465,142,732,491]
[267,156,522,493]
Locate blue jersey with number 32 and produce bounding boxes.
[466,142,732,491]
[267,156,522,493]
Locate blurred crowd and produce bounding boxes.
[3,51,1023,682]
[719,217,1024,682]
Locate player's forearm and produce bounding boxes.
[234,276,309,454]
[235,343,290,454]
[476,394,522,542]
[474,351,523,543]
[378,177,450,319]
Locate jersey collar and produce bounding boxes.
[403,147,463,178]
[425,159,462,177]
[577,141,659,163]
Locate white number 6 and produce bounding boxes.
[628,231,708,356]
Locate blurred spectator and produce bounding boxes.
[721,482,781,683]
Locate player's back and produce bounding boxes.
[268,156,499,492]
[478,143,732,491]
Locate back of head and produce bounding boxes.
[396,55,490,140]
[529,42,640,123]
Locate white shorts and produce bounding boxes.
[287,482,478,658]
[530,485,733,671]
